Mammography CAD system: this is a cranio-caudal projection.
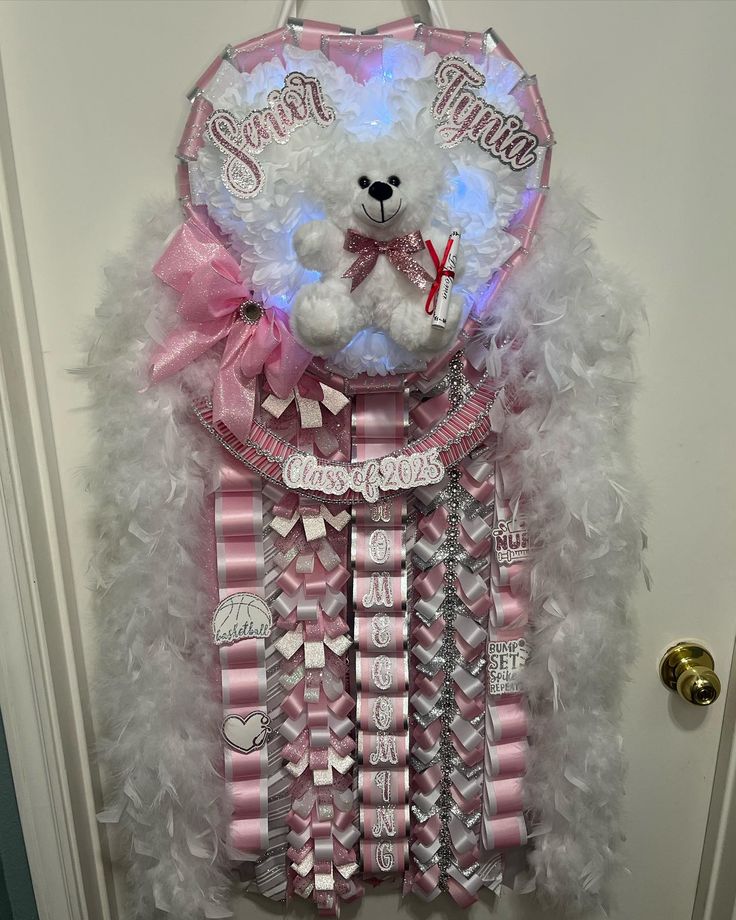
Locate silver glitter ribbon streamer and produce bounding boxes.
[254,483,290,900]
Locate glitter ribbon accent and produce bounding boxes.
[215,455,270,856]
[342,229,433,293]
[276,413,361,916]
[352,392,411,877]
[150,215,312,443]
[272,493,351,544]
[262,381,350,431]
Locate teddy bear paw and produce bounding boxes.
[293,220,344,272]
[293,221,326,271]
[388,293,463,357]
[291,280,366,356]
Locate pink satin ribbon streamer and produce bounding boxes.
[215,456,270,857]
[342,229,432,293]
[150,216,311,442]
[481,461,531,853]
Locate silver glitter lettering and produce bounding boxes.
[372,806,398,838]
[363,572,394,609]
[370,502,392,523]
[372,697,393,732]
[368,529,390,564]
[375,841,395,872]
[373,770,392,803]
[370,613,392,649]
[371,655,393,691]
[369,734,399,765]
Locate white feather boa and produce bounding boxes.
[85,183,644,917]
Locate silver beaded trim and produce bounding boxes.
[411,355,489,892]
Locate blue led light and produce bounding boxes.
[445,165,497,226]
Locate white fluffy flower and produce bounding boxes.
[327,329,424,377]
[437,154,526,308]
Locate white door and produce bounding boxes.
[1,2,734,919]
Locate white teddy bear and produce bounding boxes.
[290,134,463,359]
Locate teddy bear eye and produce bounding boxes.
[387,175,401,187]
[358,175,371,189]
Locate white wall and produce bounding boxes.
[1,2,735,918]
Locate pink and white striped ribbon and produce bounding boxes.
[352,391,410,877]
[481,461,530,855]
[215,454,270,856]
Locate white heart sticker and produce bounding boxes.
[221,711,270,755]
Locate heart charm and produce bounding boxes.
[221,711,270,754]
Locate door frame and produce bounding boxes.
[693,639,736,920]
[0,52,111,920]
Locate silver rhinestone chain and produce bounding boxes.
[436,356,466,890]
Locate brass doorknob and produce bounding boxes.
[660,643,721,706]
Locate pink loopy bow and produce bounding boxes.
[342,228,433,292]
[149,216,312,443]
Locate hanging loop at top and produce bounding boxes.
[274,0,448,30]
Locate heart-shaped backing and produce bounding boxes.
[173,16,552,378]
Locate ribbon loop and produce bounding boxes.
[149,215,312,442]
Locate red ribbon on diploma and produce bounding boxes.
[424,236,457,315]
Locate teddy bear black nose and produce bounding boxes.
[368,181,393,202]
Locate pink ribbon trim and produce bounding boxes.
[215,457,269,857]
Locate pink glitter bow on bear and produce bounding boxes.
[150,216,312,443]
[342,228,433,292]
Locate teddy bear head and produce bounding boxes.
[316,132,446,238]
